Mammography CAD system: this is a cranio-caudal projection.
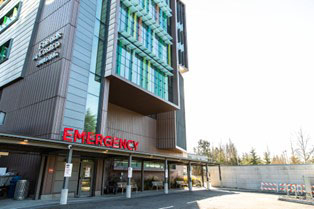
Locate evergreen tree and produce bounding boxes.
[250,148,261,165]
[263,148,271,164]
[239,153,251,165]
[225,139,239,165]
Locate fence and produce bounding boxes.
[260,182,314,197]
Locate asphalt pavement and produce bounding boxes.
[21,189,312,209]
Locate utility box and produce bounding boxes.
[303,175,314,199]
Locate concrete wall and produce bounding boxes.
[210,165,314,191]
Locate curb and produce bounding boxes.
[278,197,314,206]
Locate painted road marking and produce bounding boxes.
[186,200,198,204]
[158,206,174,209]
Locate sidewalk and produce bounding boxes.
[0,187,208,209]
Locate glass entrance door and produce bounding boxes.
[78,160,94,197]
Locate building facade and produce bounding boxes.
[0,0,210,200]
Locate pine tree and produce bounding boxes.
[263,148,271,164]
[239,153,251,165]
[250,148,261,165]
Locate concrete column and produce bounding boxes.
[60,146,73,205]
[164,159,168,194]
[141,159,144,192]
[201,165,204,187]
[168,164,171,188]
[206,164,210,190]
[126,155,132,198]
[187,162,192,191]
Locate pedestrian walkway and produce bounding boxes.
[0,187,208,209]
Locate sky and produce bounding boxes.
[183,0,314,156]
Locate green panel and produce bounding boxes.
[127,8,132,34]
[133,13,137,38]
[116,42,122,75]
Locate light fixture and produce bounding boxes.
[0,152,9,156]
[19,139,29,145]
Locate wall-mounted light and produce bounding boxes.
[0,152,9,156]
[19,139,29,145]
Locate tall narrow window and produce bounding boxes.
[0,39,12,64]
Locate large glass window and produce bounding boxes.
[0,111,6,125]
[0,39,12,64]
[117,43,132,80]
[83,0,108,133]
[119,4,128,33]
[116,41,169,100]
[114,159,164,170]
[142,22,148,47]
[0,2,21,34]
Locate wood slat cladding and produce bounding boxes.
[0,152,42,195]
[156,111,176,149]
[42,155,57,195]
[106,103,184,157]
[94,159,103,193]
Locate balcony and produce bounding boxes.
[108,75,178,115]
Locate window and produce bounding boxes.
[0,2,21,34]
[119,4,128,33]
[0,39,12,64]
[0,111,6,125]
[0,0,10,10]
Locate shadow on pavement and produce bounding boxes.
[29,189,237,209]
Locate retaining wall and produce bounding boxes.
[210,164,314,191]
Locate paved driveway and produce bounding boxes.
[26,190,311,209]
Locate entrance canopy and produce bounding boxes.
[0,133,217,166]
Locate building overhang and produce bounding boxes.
[108,75,179,116]
[0,133,216,166]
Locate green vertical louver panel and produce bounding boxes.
[147,61,151,92]
[165,75,168,100]
[168,44,171,65]
[134,13,137,38]
[117,42,122,75]
[143,58,147,89]
[127,8,132,35]
[131,50,136,83]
